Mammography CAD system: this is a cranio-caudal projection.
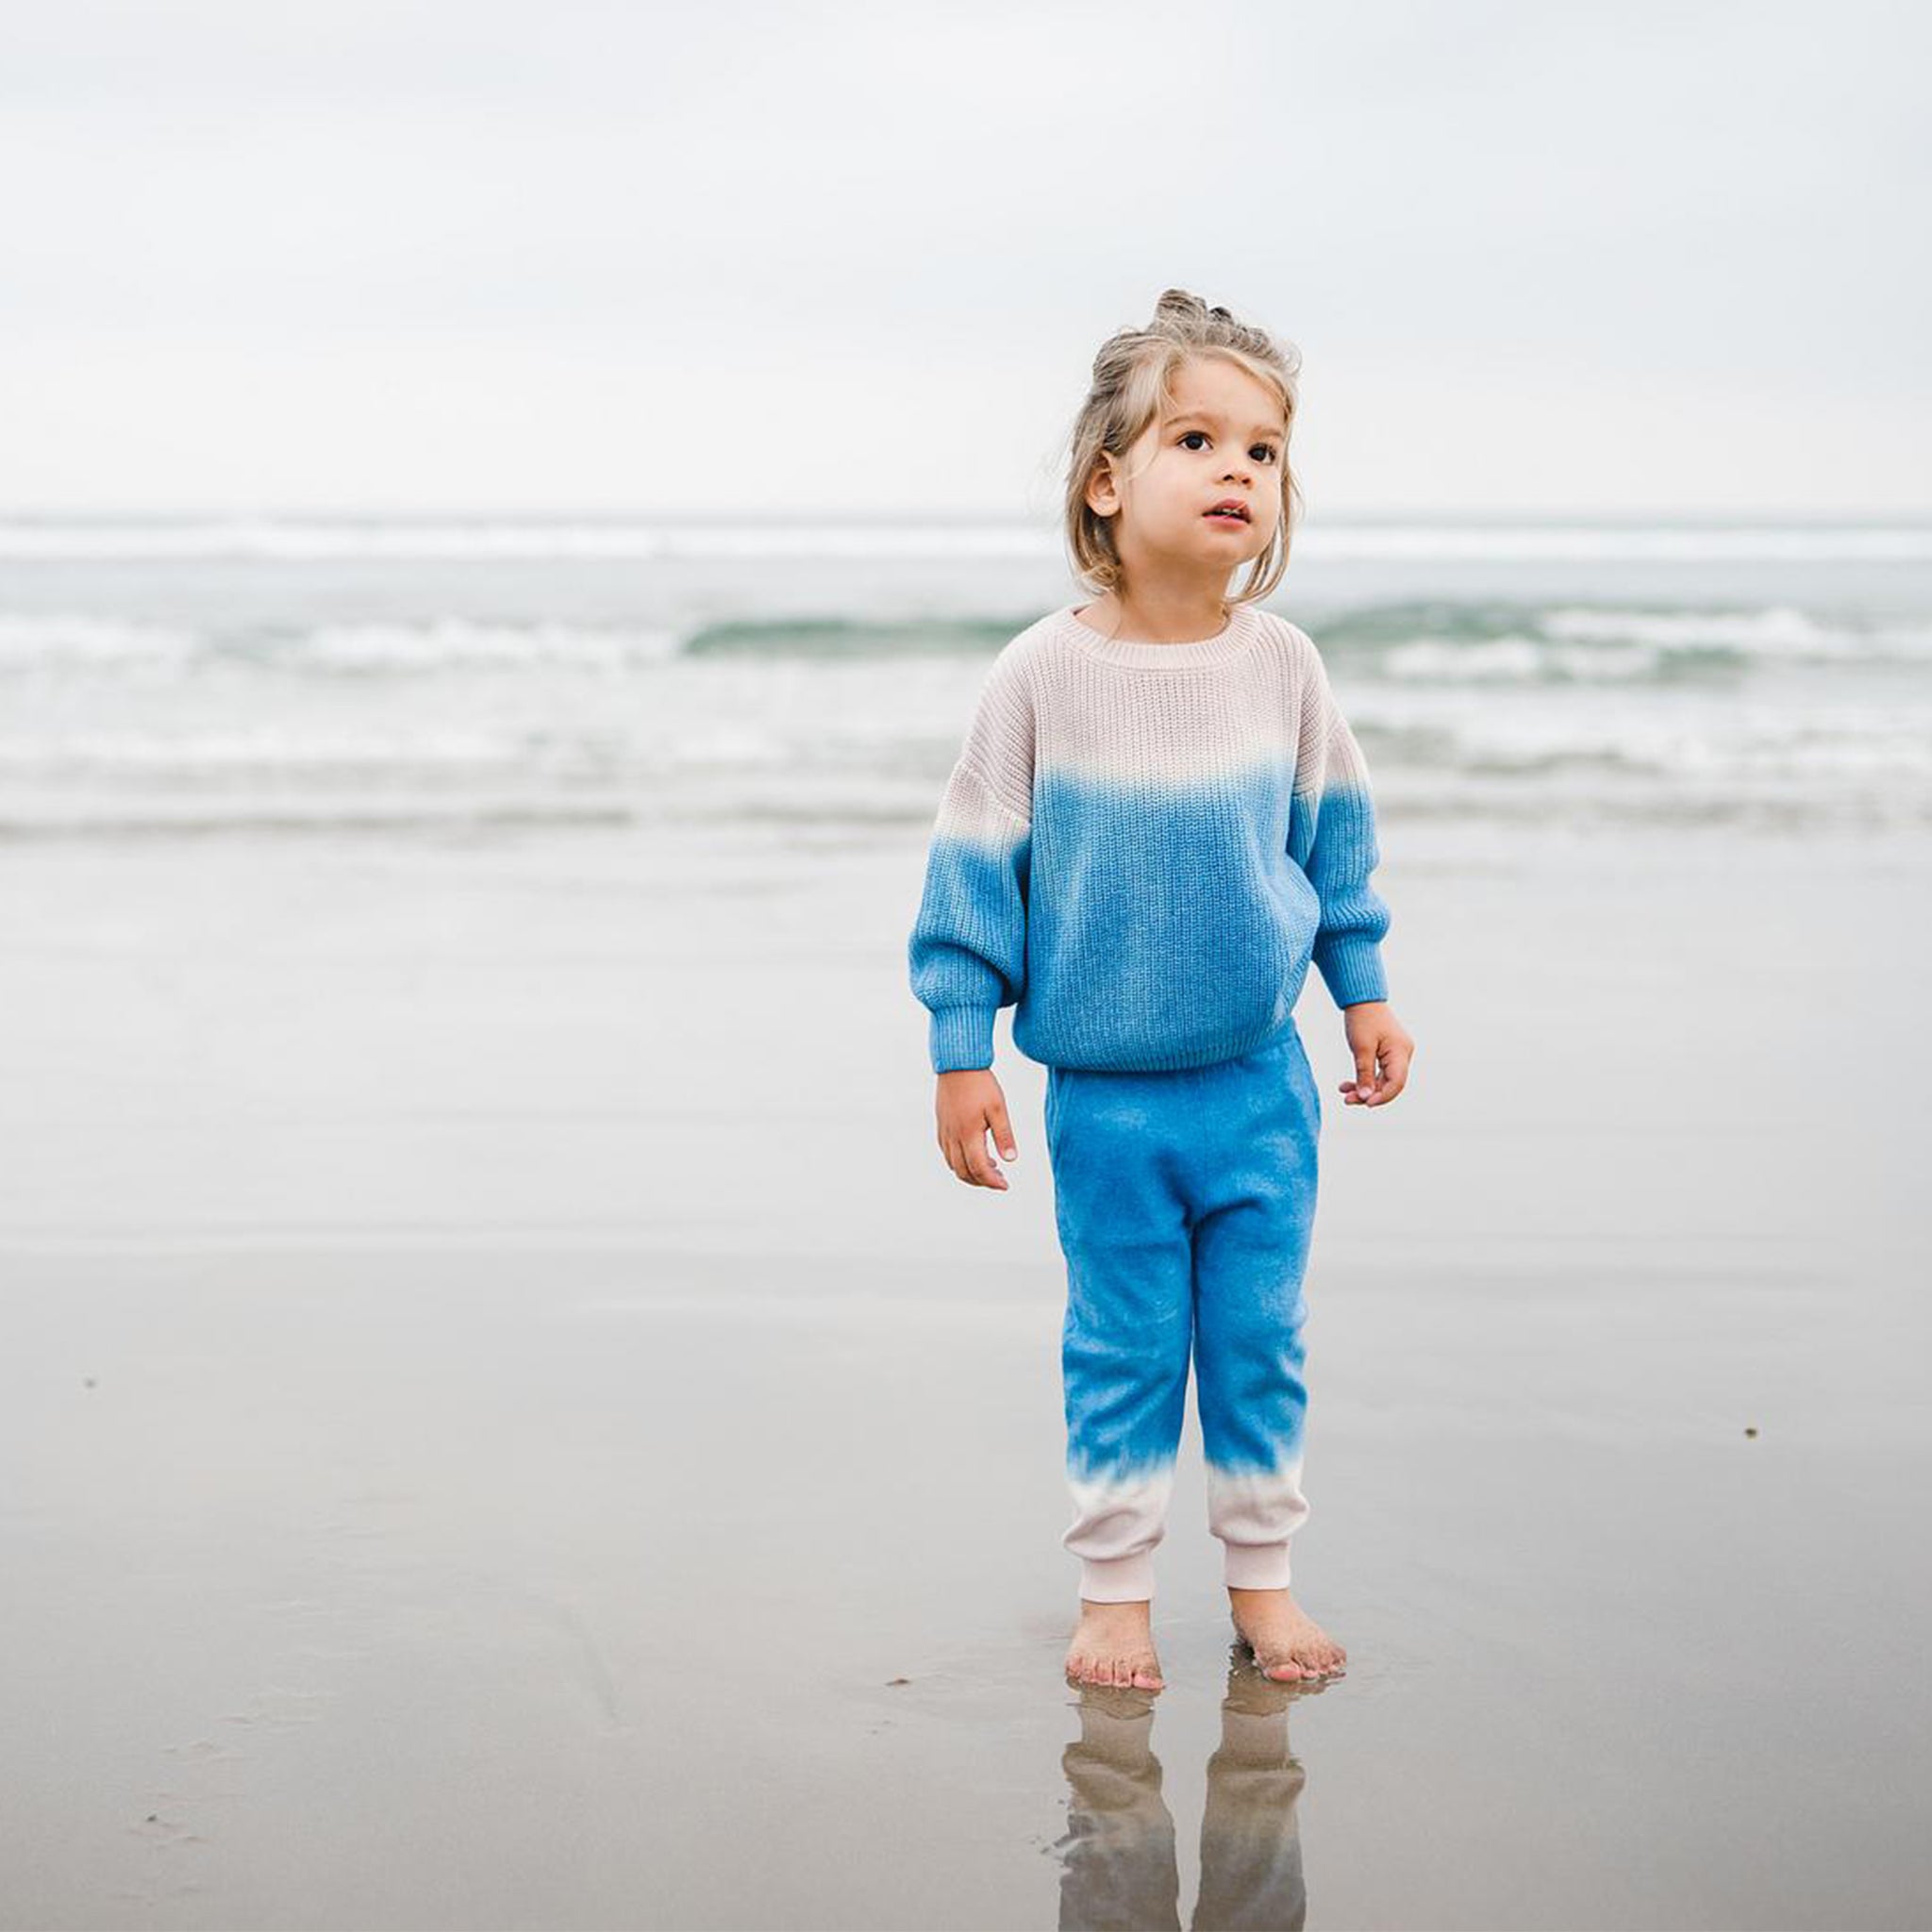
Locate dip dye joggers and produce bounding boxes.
[1044,1022,1322,1603]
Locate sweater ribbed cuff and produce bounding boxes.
[928,1005,997,1074]
[1315,936,1389,1008]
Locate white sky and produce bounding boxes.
[1,0,1926,517]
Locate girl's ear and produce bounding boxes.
[1084,454,1121,519]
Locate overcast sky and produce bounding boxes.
[1,0,1926,517]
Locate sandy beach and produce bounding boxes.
[2,813,1927,1929]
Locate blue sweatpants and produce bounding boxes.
[1043,1024,1322,1603]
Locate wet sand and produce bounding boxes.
[1,820,1928,1929]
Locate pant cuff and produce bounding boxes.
[1223,1542,1293,1591]
[1079,1551,1157,1603]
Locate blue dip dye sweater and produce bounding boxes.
[907,600,1393,1074]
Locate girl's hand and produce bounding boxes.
[935,1069,1020,1189]
[1340,1001,1414,1107]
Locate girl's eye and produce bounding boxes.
[1178,429,1279,463]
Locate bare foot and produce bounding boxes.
[1227,1587,1347,1682]
[1065,1599,1166,1690]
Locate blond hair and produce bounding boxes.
[1062,288,1303,605]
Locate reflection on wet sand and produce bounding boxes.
[1052,1643,1315,1931]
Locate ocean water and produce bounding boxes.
[2,514,1928,845]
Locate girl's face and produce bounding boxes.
[1086,356,1288,581]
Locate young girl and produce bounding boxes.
[907,289,1414,1692]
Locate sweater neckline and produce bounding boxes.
[1058,599,1262,669]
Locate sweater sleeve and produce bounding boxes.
[1290,634,1392,1008]
[906,648,1035,1074]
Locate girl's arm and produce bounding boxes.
[1291,636,1392,1010]
[907,650,1035,1074]
[1291,631,1414,1106]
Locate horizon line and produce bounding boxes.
[0,505,1928,526]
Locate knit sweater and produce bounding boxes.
[907,599,1392,1074]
